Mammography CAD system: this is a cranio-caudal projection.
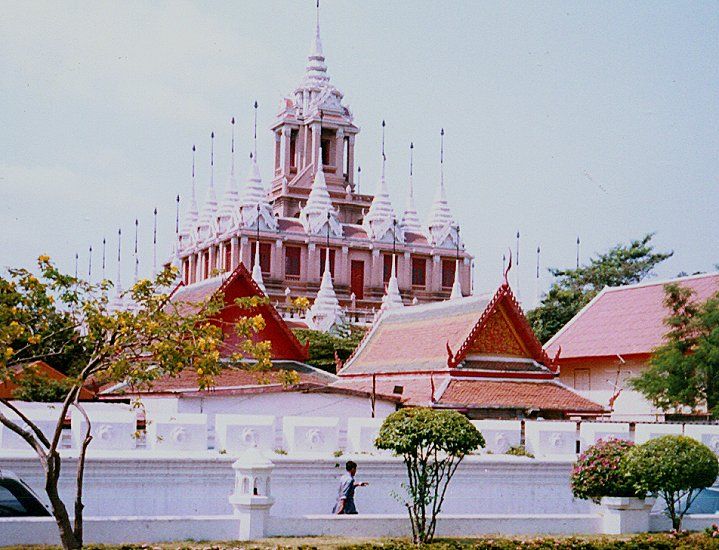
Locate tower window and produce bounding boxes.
[412,257,427,288]
[224,242,232,271]
[285,246,301,279]
[442,259,456,289]
[321,129,335,166]
[289,131,297,169]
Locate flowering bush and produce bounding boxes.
[571,438,638,503]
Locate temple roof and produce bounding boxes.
[299,152,342,237]
[169,262,309,361]
[545,272,719,360]
[340,283,556,376]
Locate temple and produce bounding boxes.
[174,5,473,321]
[332,279,604,419]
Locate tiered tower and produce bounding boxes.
[175,5,473,318]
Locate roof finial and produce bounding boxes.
[381,119,386,179]
[74,252,78,279]
[536,244,541,279]
[357,165,361,194]
[516,230,520,266]
[134,218,139,282]
[191,145,196,202]
[88,245,92,280]
[175,194,180,234]
[231,115,236,168]
[440,127,445,188]
[503,248,512,286]
[210,131,215,190]
[116,228,122,292]
[152,207,158,277]
[409,141,414,177]
[102,237,106,279]
[576,235,581,269]
[253,101,258,160]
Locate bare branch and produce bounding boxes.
[0,398,51,448]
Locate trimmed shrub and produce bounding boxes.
[623,434,719,530]
[571,438,638,503]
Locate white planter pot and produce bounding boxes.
[599,496,656,534]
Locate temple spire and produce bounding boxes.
[306,243,344,332]
[152,208,158,276]
[197,133,219,241]
[217,117,241,234]
[251,238,266,294]
[180,145,199,236]
[363,120,401,242]
[450,259,463,300]
[133,218,139,283]
[101,237,106,280]
[299,145,341,236]
[400,141,421,233]
[381,255,404,311]
[426,128,460,248]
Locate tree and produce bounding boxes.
[631,284,719,415]
[375,408,484,543]
[622,435,719,530]
[292,325,366,373]
[528,234,672,343]
[0,256,273,550]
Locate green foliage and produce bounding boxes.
[622,435,719,530]
[11,364,73,402]
[293,326,366,373]
[527,234,672,343]
[375,408,485,544]
[505,445,534,458]
[0,268,89,374]
[571,438,637,503]
[631,284,719,415]
[0,256,276,550]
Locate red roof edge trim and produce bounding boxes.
[451,283,558,372]
[337,369,449,379]
[447,369,555,380]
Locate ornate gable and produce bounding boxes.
[466,305,528,357]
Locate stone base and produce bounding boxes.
[600,496,655,534]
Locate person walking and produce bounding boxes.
[332,460,368,514]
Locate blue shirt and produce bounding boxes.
[332,472,357,514]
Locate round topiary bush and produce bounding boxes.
[571,438,638,503]
[622,434,719,530]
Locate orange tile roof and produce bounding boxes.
[438,379,605,413]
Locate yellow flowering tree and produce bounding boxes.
[0,256,273,550]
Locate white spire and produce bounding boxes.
[109,228,126,312]
[239,152,278,232]
[197,132,218,242]
[450,259,463,300]
[381,255,404,311]
[299,147,342,236]
[306,248,344,332]
[251,239,266,295]
[217,118,241,235]
[179,145,199,244]
[302,0,330,88]
[400,141,421,233]
[426,128,460,248]
[363,121,402,242]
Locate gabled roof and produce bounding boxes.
[170,262,309,361]
[545,272,719,360]
[339,283,556,376]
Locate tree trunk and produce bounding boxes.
[45,453,81,550]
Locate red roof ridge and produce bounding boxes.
[601,271,719,293]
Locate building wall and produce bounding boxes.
[558,357,662,421]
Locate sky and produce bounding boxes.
[1,0,717,303]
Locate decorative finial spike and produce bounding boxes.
[253,101,258,159]
[409,142,414,176]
